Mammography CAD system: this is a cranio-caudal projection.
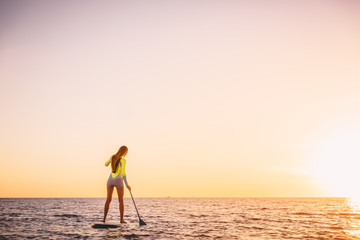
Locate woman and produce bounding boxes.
[103,145,131,223]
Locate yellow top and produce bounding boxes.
[105,156,127,179]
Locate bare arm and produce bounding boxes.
[105,156,112,166]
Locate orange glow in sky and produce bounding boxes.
[1,0,360,198]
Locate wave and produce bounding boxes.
[293,212,313,215]
[189,214,208,218]
[54,214,81,218]
[122,233,149,239]
[8,213,21,217]
[337,213,360,216]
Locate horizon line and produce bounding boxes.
[0,196,349,199]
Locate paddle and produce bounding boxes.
[129,190,147,226]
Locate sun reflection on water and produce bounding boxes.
[343,197,360,239]
[349,197,360,212]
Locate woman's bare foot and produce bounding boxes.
[120,220,127,224]
[102,218,106,223]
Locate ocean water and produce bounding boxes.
[1,198,360,239]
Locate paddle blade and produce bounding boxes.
[139,218,147,226]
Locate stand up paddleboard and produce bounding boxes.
[91,222,123,229]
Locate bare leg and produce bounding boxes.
[116,187,126,223]
[103,187,114,222]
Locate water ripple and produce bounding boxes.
[1,198,360,239]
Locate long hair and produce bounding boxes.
[111,145,128,173]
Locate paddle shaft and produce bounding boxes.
[129,191,141,219]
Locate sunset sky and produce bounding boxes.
[1,0,360,198]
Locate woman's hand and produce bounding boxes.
[127,186,131,191]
